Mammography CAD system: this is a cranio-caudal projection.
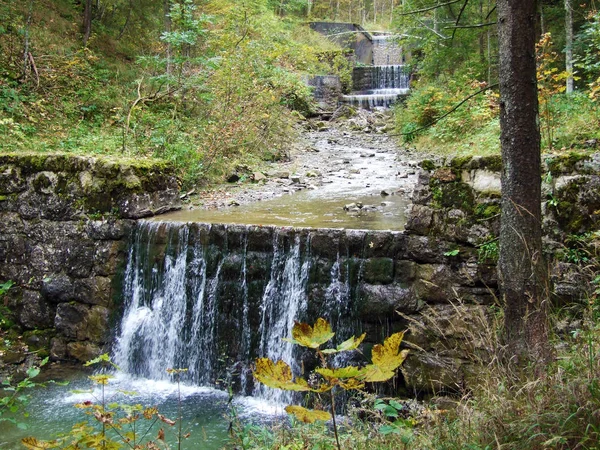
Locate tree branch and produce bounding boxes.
[392,82,499,137]
[451,0,470,41]
[445,21,497,29]
[398,0,464,16]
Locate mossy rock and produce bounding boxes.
[544,151,591,176]
[430,178,475,213]
[420,159,436,171]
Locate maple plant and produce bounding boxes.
[253,318,408,450]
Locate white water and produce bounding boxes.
[342,35,410,109]
[255,231,311,403]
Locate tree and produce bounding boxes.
[565,0,574,93]
[497,0,551,364]
[83,0,93,46]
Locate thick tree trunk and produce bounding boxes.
[497,0,551,365]
[565,0,574,93]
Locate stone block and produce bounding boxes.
[363,257,394,284]
[67,341,103,362]
[19,290,55,329]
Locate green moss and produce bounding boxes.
[450,155,473,170]
[420,159,436,171]
[475,202,501,220]
[479,155,502,172]
[430,178,475,212]
[363,258,394,284]
[545,151,590,176]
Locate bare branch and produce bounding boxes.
[445,21,497,29]
[392,82,499,137]
[398,0,464,16]
[451,0,470,41]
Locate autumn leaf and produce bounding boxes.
[322,333,366,354]
[289,318,335,349]
[285,405,331,423]
[21,437,56,449]
[361,332,409,382]
[253,358,311,391]
[157,428,165,441]
[158,413,176,426]
[143,406,158,420]
[315,366,363,380]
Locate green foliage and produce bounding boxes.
[574,9,600,91]
[477,239,498,263]
[0,357,49,430]
[25,354,187,449]
[373,399,416,439]
[394,75,500,154]
[0,0,335,187]
[0,280,14,331]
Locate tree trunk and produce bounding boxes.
[83,0,93,46]
[565,0,574,93]
[497,0,551,365]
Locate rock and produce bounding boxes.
[67,342,103,362]
[359,284,422,319]
[228,199,240,206]
[291,175,302,183]
[19,290,55,329]
[50,337,67,360]
[401,353,465,393]
[252,172,266,182]
[405,205,434,235]
[269,170,290,179]
[3,350,26,364]
[55,303,109,342]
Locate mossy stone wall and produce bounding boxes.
[0,153,180,367]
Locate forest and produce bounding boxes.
[1,0,600,449]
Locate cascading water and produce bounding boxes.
[342,35,410,109]
[254,232,310,403]
[112,221,360,402]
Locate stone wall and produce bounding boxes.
[307,75,342,111]
[399,151,600,393]
[309,22,373,65]
[0,154,180,366]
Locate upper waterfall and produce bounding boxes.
[342,35,410,109]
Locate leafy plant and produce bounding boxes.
[1,357,50,430]
[477,239,499,263]
[253,318,408,450]
[23,354,186,449]
[373,398,416,439]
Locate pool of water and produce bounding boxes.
[0,373,285,449]
[159,190,409,231]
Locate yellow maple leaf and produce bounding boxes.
[21,437,55,449]
[360,332,409,382]
[285,405,331,423]
[321,333,366,354]
[289,318,335,349]
[253,358,311,391]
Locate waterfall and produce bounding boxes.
[342,35,410,109]
[112,221,360,402]
[254,232,311,403]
